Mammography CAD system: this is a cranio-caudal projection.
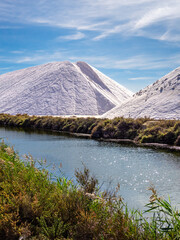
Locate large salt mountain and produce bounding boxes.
[0,61,132,116]
[104,67,180,119]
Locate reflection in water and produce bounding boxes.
[0,127,180,210]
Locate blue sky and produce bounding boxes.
[1,0,180,92]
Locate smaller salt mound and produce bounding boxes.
[103,66,180,119]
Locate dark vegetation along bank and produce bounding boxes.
[1,141,180,240]
[0,114,180,149]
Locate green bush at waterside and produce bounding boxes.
[0,142,180,239]
[0,113,180,146]
[0,114,100,134]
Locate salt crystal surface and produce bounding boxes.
[0,61,132,116]
[103,67,180,119]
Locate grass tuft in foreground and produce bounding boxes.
[0,141,180,239]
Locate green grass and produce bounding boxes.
[0,141,180,239]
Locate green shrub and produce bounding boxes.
[157,129,176,145]
[140,134,155,143]
[0,114,180,147]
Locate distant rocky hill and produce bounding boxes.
[103,66,180,119]
[0,61,132,116]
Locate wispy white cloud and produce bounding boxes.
[134,6,178,30]
[5,49,180,72]
[128,77,156,81]
[1,0,180,42]
[10,50,24,54]
[57,32,85,41]
[93,24,129,41]
[14,51,63,64]
[159,30,180,42]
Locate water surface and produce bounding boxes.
[1,127,180,210]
